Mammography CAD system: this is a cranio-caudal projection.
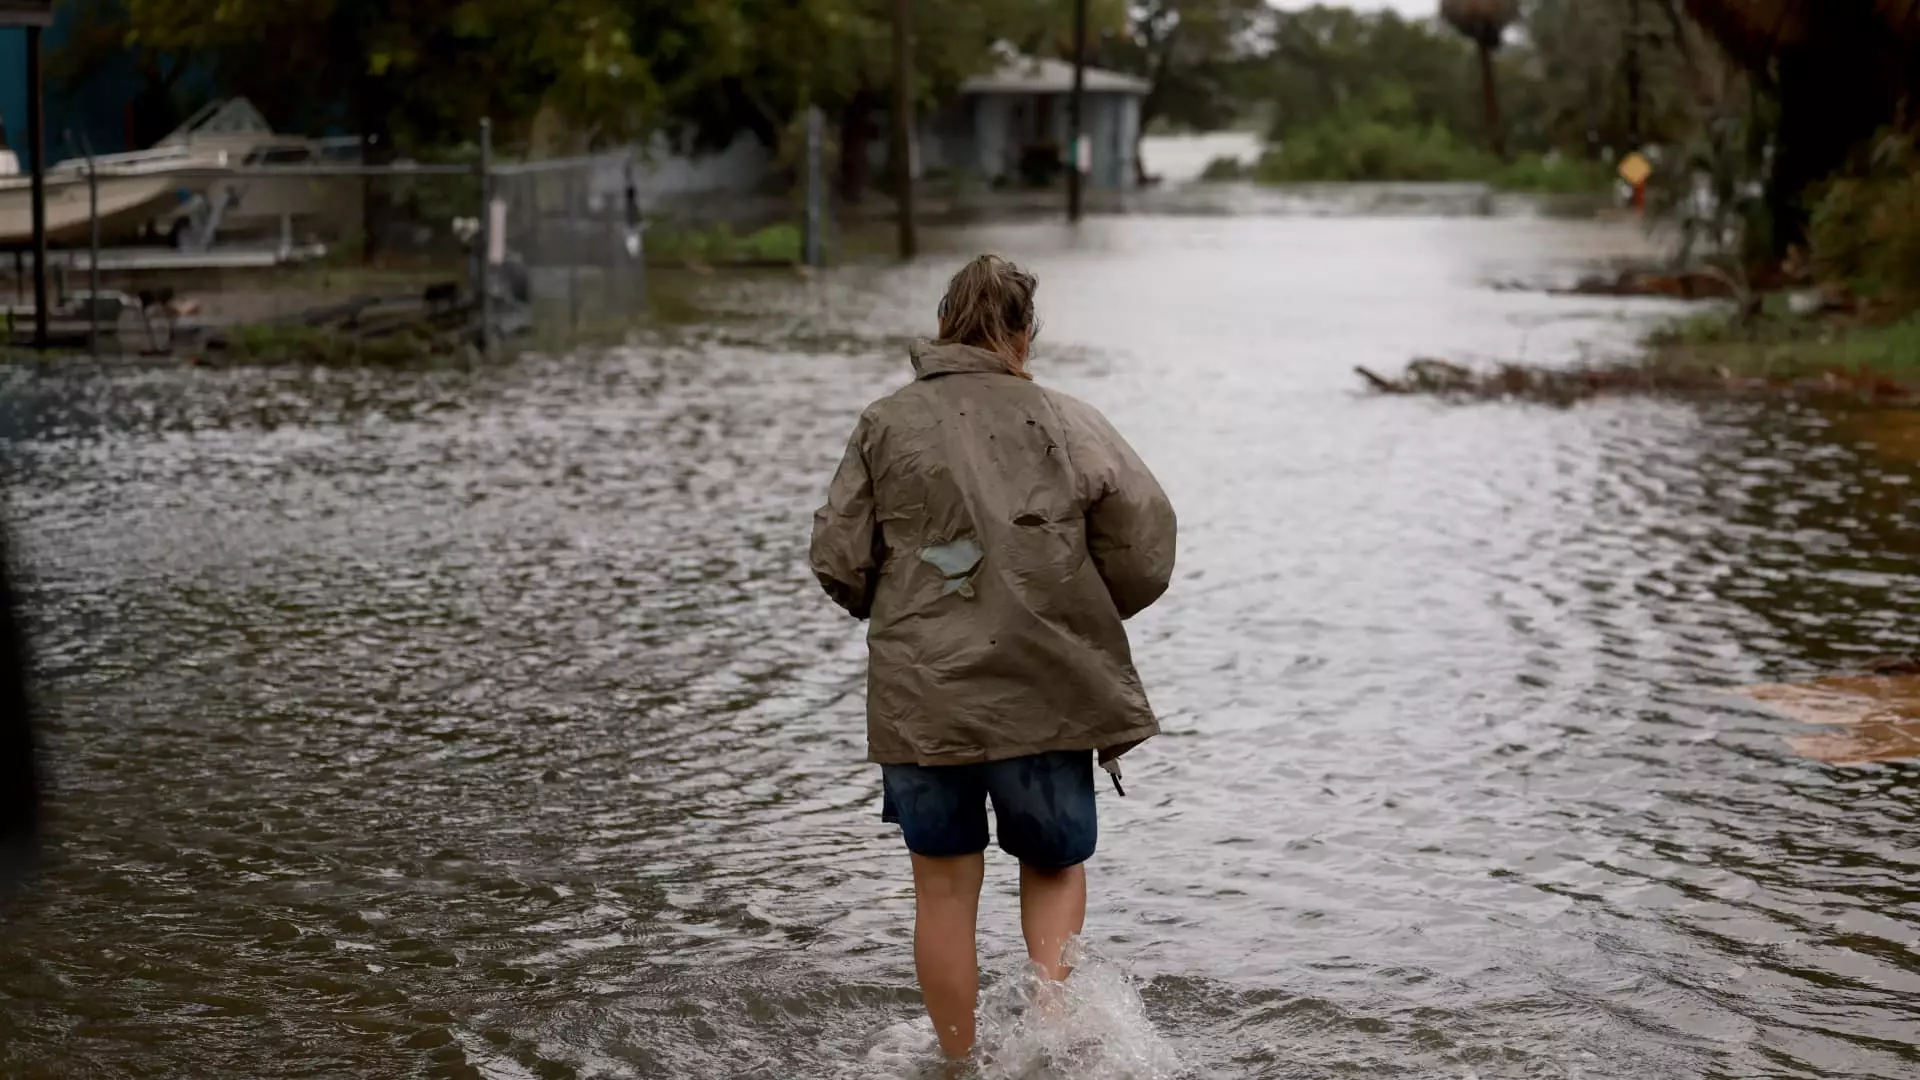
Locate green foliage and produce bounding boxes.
[1516,0,1711,156]
[665,0,1121,158]
[48,0,193,147]
[1256,121,1487,183]
[1809,132,1920,304]
[116,0,657,148]
[1486,153,1611,194]
[223,322,449,366]
[1259,8,1480,146]
[1100,0,1274,141]
[644,222,802,265]
[1640,89,1773,299]
[1250,119,1607,192]
[1249,3,1712,165]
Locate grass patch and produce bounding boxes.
[644,222,801,266]
[1487,155,1612,195]
[1647,307,1920,380]
[218,322,463,366]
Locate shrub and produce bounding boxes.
[1257,121,1490,183]
[645,222,801,265]
[1810,131,1920,302]
[1488,153,1610,194]
[1251,121,1601,191]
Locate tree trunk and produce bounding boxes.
[839,91,875,203]
[1626,0,1644,147]
[891,0,917,259]
[1476,42,1508,161]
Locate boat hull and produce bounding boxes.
[0,172,193,246]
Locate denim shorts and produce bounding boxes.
[880,750,1097,869]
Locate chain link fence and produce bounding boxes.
[487,152,646,342]
[5,130,817,352]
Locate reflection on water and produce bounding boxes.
[1,206,1917,1079]
[1738,674,1920,764]
[1837,408,1920,464]
[1138,132,1263,184]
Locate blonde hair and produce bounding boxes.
[936,254,1038,376]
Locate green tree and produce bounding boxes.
[118,0,653,259]
[1439,0,1519,158]
[1680,0,1920,254]
[1260,6,1479,140]
[1101,0,1274,182]
[49,0,194,149]
[1519,0,1712,160]
[639,0,1099,201]
[120,0,652,149]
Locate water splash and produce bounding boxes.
[862,940,1184,1080]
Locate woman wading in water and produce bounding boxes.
[810,254,1177,1063]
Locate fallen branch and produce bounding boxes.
[1355,356,1918,405]
[1354,365,1405,393]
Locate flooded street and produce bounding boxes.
[2,207,1918,1079]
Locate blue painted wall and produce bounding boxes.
[1,3,154,168]
[0,28,26,162]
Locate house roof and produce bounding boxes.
[960,55,1150,97]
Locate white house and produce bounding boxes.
[917,52,1150,190]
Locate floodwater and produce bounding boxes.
[3,202,1919,1079]
[1137,132,1263,184]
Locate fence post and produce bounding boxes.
[804,106,824,268]
[477,117,493,356]
[68,131,101,359]
[87,146,99,358]
[568,168,581,336]
[26,26,49,350]
[626,154,645,304]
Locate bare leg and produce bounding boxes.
[911,851,986,1061]
[1019,863,1086,981]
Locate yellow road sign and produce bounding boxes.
[1618,151,1653,187]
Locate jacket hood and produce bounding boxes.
[910,340,1029,381]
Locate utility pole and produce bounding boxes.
[804,105,825,267]
[477,118,493,355]
[1625,0,1644,148]
[1068,0,1088,222]
[891,0,917,259]
[66,131,99,359]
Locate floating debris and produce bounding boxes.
[199,283,482,365]
[1355,356,1916,405]
[1556,267,1741,301]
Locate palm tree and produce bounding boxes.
[1440,0,1520,159]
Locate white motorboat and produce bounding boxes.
[0,99,358,248]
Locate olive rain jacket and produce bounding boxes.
[809,341,1176,770]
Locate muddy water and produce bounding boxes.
[2,208,1918,1079]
